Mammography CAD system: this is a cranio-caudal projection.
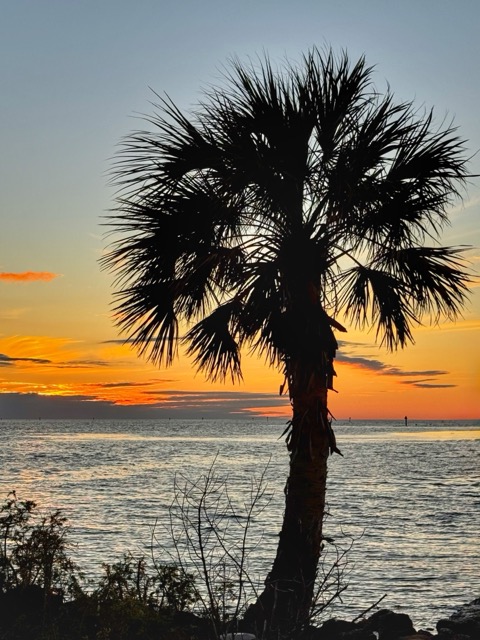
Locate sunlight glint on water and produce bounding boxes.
[1,418,479,629]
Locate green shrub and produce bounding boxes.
[0,491,79,599]
[93,551,199,613]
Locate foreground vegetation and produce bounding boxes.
[0,492,196,639]
[0,477,349,640]
[2,492,478,639]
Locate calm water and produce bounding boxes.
[1,418,479,629]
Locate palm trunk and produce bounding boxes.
[246,376,331,638]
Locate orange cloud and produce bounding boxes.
[0,271,59,282]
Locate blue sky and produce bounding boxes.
[1,0,479,419]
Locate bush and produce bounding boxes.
[93,551,199,612]
[0,492,204,639]
[0,491,79,599]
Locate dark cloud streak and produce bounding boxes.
[55,359,110,368]
[0,353,51,366]
[408,382,456,389]
[0,390,289,420]
[336,353,448,378]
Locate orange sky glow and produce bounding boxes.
[1,3,479,421]
[0,272,60,282]
[1,301,478,419]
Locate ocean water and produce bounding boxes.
[0,418,479,629]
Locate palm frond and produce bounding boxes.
[375,246,472,321]
[111,281,179,366]
[339,266,418,349]
[184,303,242,382]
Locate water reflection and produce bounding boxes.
[0,418,478,629]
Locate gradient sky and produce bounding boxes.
[1,0,479,420]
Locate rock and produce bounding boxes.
[436,598,480,638]
[320,618,359,634]
[341,628,377,640]
[436,628,472,640]
[313,618,359,639]
[365,609,416,640]
[310,618,375,639]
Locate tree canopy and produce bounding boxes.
[103,49,471,384]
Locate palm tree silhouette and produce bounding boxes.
[102,49,471,636]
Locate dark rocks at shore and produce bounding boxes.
[364,609,416,638]
[309,617,376,639]
[1,591,479,639]
[309,598,480,640]
[312,609,417,640]
[436,598,480,639]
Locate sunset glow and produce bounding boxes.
[1,2,479,421]
[0,272,60,283]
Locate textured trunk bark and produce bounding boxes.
[245,377,331,638]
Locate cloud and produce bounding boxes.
[0,272,60,283]
[336,354,390,371]
[97,381,152,388]
[0,348,111,371]
[54,359,111,369]
[413,383,457,388]
[0,353,51,366]
[96,380,176,388]
[336,353,447,377]
[101,337,181,345]
[0,389,290,420]
[335,349,456,390]
[337,340,375,349]
[0,392,158,419]
[400,380,457,389]
[145,389,290,415]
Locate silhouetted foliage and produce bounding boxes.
[1,487,350,639]
[94,551,199,613]
[0,491,78,598]
[0,493,204,639]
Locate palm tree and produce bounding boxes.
[102,49,471,636]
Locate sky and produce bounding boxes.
[1,0,479,420]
